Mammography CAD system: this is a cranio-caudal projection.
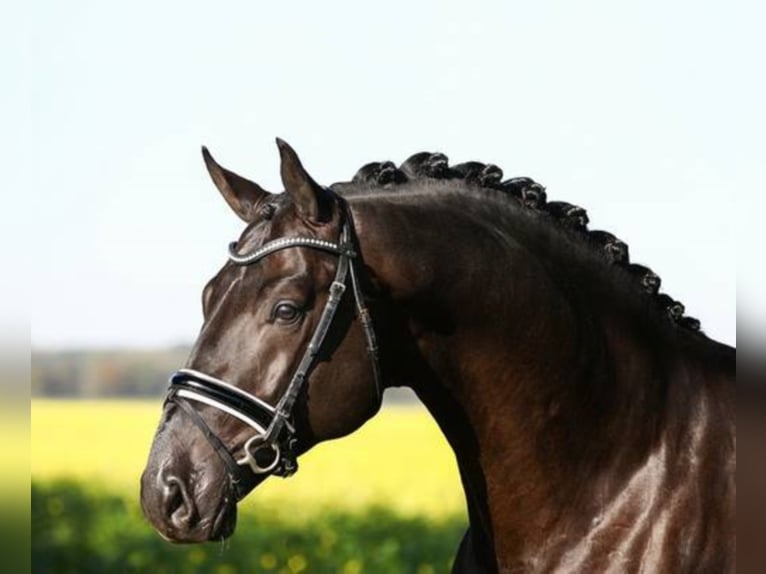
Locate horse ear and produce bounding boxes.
[276,138,332,223]
[202,146,274,222]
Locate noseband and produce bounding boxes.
[164,198,381,499]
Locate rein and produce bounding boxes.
[164,198,381,500]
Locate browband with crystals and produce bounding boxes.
[228,237,347,265]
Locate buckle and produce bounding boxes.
[330,281,346,297]
[341,246,357,258]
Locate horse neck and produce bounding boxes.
[350,192,735,569]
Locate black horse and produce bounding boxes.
[141,140,735,573]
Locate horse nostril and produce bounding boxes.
[162,475,198,530]
[163,479,182,513]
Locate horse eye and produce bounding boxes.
[273,302,301,323]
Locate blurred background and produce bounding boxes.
[5,0,760,572]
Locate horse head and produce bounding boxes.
[140,140,382,542]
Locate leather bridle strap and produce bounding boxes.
[171,397,250,499]
[342,200,383,398]
[259,224,352,446]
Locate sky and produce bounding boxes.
[4,0,762,350]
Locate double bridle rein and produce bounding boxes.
[164,198,381,500]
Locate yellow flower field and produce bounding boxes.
[31,400,465,521]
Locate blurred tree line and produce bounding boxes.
[31,347,418,402]
[31,347,190,397]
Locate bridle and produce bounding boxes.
[164,197,382,500]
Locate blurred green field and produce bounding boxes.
[32,400,467,573]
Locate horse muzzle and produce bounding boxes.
[140,458,239,543]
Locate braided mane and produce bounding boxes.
[349,152,702,333]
